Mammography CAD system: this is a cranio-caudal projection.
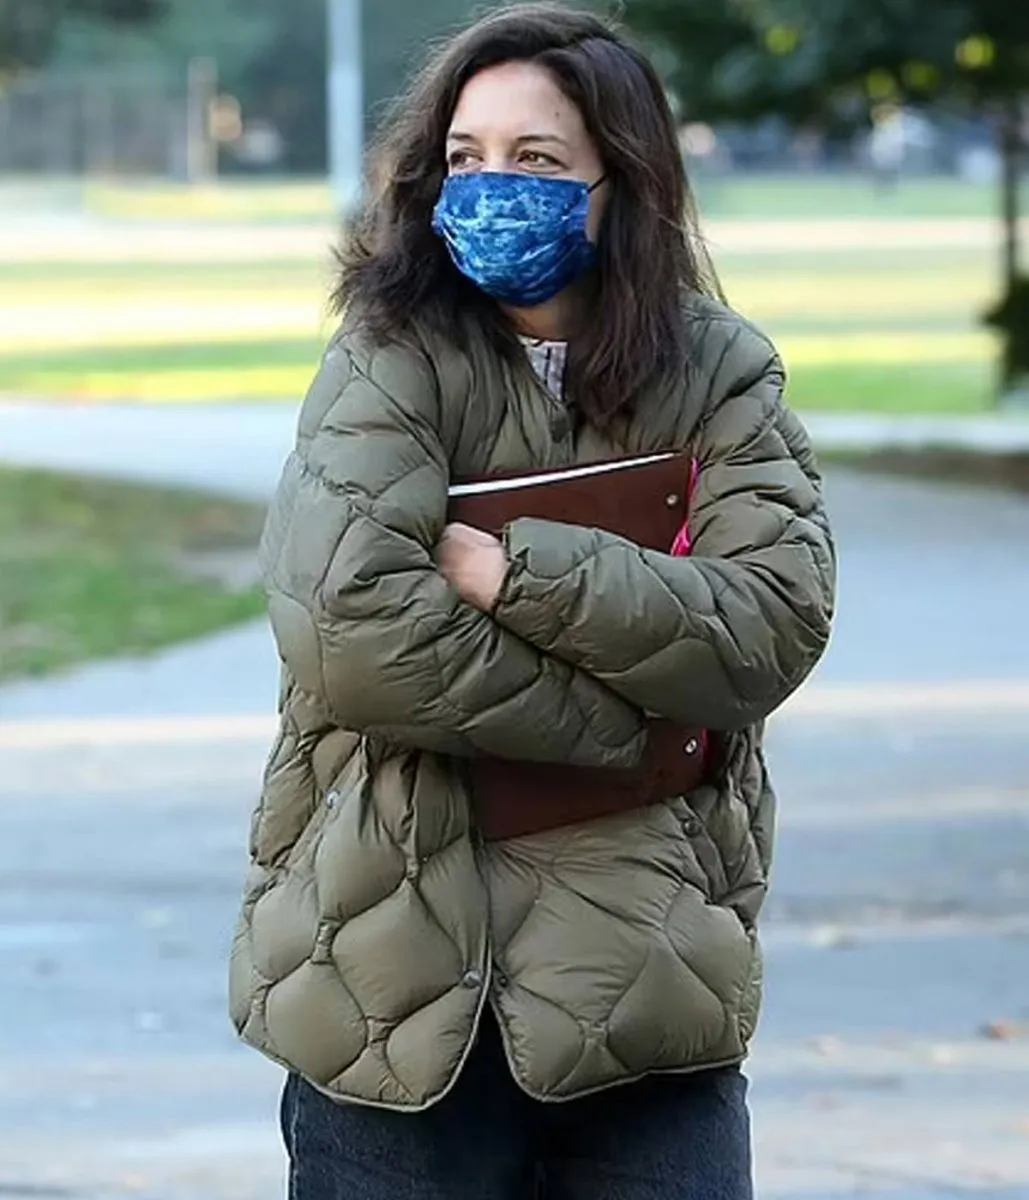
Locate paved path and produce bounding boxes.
[3,401,1029,502]
[1,409,1027,1198]
[0,403,295,503]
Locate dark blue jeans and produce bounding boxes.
[281,1013,753,1200]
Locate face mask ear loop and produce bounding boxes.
[587,175,608,194]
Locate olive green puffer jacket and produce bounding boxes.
[229,293,836,1110]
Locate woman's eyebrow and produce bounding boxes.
[446,131,571,147]
[515,133,570,147]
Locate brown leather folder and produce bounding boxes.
[448,451,691,550]
[448,452,708,841]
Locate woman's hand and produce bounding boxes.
[435,523,508,612]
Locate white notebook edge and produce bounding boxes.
[448,451,677,498]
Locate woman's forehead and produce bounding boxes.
[448,62,587,143]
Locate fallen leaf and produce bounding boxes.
[980,1020,1028,1042]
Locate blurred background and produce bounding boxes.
[0,1,1026,1198]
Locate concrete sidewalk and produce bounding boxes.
[2,403,1029,504]
[0,402,295,502]
[1,700,1026,1200]
[803,410,1029,454]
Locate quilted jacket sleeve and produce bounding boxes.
[491,318,836,731]
[260,326,647,766]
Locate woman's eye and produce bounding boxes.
[447,151,477,171]
[521,151,560,168]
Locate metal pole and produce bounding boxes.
[327,0,363,217]
[0,91,8,176]
[186,56,218,184]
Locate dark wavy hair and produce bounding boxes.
[333,2,719,427]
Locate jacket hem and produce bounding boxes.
[257,958,495,1115]
[489,1004,749,1105]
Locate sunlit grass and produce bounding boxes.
[32,173,1022,223]
[83,179,334,223]
[0,330,998,407]
[0,197,1008,412]
[785,361,993,413]
[694,172,1029,220]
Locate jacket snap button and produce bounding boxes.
[325,790,341,809]
[683,738,699,756]
[682,815,701,837]
[461,969,484,989]
[665,493,679,508]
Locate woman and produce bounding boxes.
[230,5,836,1198]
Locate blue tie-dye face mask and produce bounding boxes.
[432,172,603,308]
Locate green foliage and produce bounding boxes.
[616,0,1029,123]
[236,0,327,171]
[616,0,1029,400]
[42,0,502,170]
[0,0,164,71]
[363,0,491,134]
[49,0,326,167]
[51,0,275,86]
[614,0,825,124]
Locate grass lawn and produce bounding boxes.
[0,337,321,403]
[0,468,266,682]
[784,361,995,413]
[0,173,1014,224]
[693,172,1029,220]
[0,175,1013,413]
[0,245,1001,411]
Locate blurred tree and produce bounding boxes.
[52,0,274,88]
[231,0,499,172]
[51,0,300,166]
[363,0,493,133]
[0,0,164,71]
[45,0,501,172]
[618,0,1029,391]
[239,0,501,172]
[223,0,326,173]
